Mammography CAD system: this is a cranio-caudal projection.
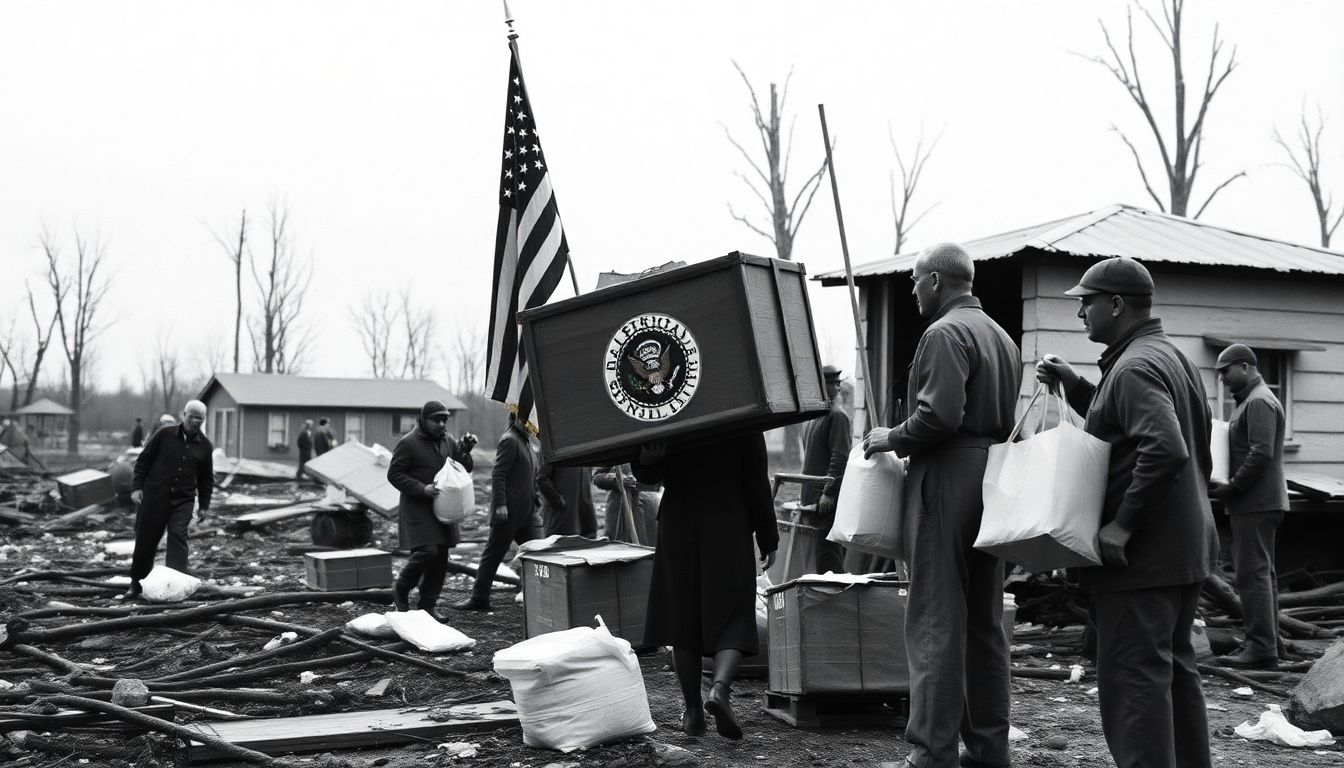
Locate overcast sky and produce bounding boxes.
[2,0,1342,395]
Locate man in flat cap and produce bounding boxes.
[1210,343,1288,669]
[864,243,1020,768]
[386,400,476,618]
[1038,256,1216,768]
[800,364,852,574]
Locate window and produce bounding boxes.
[346,412,364,444]
[1216,348,1293,439]
[268,412,289,447]
[212,408,236,456]
[395,413,418,434]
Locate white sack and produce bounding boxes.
[493,618,656,752]
[828,443,905,559]
[1234,704,1334,748]
[977,385,1111,572]
[1210,419,1231,485]
[345,612,398,639]
[383,610,475,653]
[431,459,475,525]
[139,565,203,603]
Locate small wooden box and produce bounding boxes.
[520,543,655,643]
[303,548,393,591]
[518,252,829,466]
[55,469,116,509]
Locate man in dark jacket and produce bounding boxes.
[1038,257,1216,768]
[125,400,214,599]
[537,463,597,538]
[315,418,336,456]
[130,418,145,448]
[801,364,852,574]
[1210,343,1288,669]
[454,412,541,611]
[863,243,1020,768]
[296,420,314,481]
[386,401,476,618]
[593,464,660,545]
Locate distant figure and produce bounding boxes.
[454,412,542,611]
[593,464,659,545]
[130,418,146,448]
[800,364,852,574]
[296,420,315,481]
[126,400,214,599]
[537,463,597,538]
[315,417,335,456]
[152,413,176,438]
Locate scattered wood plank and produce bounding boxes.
[0,702,175,732]
[40,502,105,530]
[229,502,325,530]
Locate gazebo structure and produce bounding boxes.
[7,397,74,450]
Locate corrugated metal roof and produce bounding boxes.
[201,374,467,411]
[816,204,1344,283]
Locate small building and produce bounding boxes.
[818,204,1344,479]
[5,397,74,450]
[196,374,467,461]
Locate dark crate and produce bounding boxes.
[520,543,655,644]
[55,469,116,509]
[303,548,393,591]
[518,252,828,466]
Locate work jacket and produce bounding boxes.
[133,423,214,510]
[1225,375,1289,515]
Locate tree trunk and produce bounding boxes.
[66,364,80,456]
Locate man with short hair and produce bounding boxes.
[1038,256,1216,768]
[1210,343,1288,670]
[315,417,336,456]
[801,364,851,574]
[296,420,315,481]
[126,400,214,599]
[130,417,146,448]
[863,242,1020,768]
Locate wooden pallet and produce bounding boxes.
[763,691,908,728]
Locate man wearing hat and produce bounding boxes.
[800,364,852,575]
[1211,343,1288,669]
[1037,256,1216,768]
[386,400,477,618]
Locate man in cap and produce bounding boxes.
[315,417,336,456]
[295,419,315,481]
[130,417,146,448]
[386,400,477,618]
[800,364,852,575]
[863,242,1020,768]
[1037,256,1216,768]
[1210,343,1288,669]
[126,400,214,598]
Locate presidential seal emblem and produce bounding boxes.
[603,313,701,421]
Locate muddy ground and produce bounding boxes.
[1,451,1340,767]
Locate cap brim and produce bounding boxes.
[428,410,450,417]
[1063,284,1095,297]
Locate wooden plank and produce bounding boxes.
[0,703,175,732]
[183,702,518,761]
[230,502,323,527]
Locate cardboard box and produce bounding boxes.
[303,548,393,591]
[518,252,829,465]
[55,469,116,509]
[520,543,655,644]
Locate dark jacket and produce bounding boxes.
[593,464,660,545]
[133,424,215,510]
[491,424,538,528]
[130,423,145,448]
[1065,318,1218,593]
[315,426,335,455]
[1224,375,1289,515]
[297,428,314,459]
[537,463,596,537]
[387,426,473,548]
[801,404,853,505]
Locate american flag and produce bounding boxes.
[485,46,569,431]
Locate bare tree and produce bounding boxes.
[1082,0,1244,218]
[0,285,59,412]
[889,126,941,254]
[723,61,830,262]
[209,209,247,372]
[445,317,486,395]
[42,228,111,455]
[249,201,312,374]
[1274,107,1343,248]
[153,333,182,415]
[351,290,398,378]
[399,288,438,379]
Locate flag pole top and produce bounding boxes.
[503,0,518,41]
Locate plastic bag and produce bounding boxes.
[1234,704,1334,748]
[345,612,398,639]
[139,565,202,602]
[432,459,474,525]
[828,443,906,559]
[1210,419,1231,485]
[383,610,475,653]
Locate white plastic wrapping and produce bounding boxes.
[827,443,906,559]
[383,610,475,653]
[139,565,202,603]
[431,459,475,525]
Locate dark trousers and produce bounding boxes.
[1094,582,1211,768]
[1229,510,1283,658]
[471,517,541,601]
[130,497,194,582]
[813,512,845,574]
[903,449,1010,768]
[544,503,597,539]
[296,450,311,480]
[398,545,450,610]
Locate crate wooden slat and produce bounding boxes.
[55,469,115,509]
[520,543,655,644]
[303,548,393,591]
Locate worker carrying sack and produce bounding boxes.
[1209,419,1231,485]
[828,443,906,560]
[976,383,1110,572]
[432,458,474,524]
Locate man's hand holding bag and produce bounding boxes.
[432,458,475,524]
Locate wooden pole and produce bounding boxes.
[817,104,881,428]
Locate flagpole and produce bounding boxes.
[503,0,583,297]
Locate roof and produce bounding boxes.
[200,374,467,411]
[11,397,74,416]
[816,204,1344,284]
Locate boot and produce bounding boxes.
[451,596,491,612]
[1216,648,1278,670]
[392,581,411,612]
[703,681,742,740]
[680,705,707,736]
[121,581,143,601]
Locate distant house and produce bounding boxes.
[196,374,467,461]
[817,204,1344,478]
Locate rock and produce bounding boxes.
[110,678,149,707]
[1190,619,1213,660]
[1041,734,1068,750]
[650,742,697,766]
[364,677,393,697]
[1286,637,1344,735]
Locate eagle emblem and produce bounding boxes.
[628,340,678,395]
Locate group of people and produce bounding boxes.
[295,417,337,479]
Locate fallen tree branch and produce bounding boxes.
[149,627,342,683]
[1279,580,1344,608]
[11,731,146,761]
[67,643,403,691]
[8,644,84,675]
[0,567,127,587]
[117,625,222,673]
[1197,663,1293,699]
[26,679,304,705]
[1011,666,1086,681]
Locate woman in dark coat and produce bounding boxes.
[386,400,475,618]
[592,463,660,546]
[632,432,777,740]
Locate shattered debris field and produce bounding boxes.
[2,452,1342,767]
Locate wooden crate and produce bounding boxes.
[303,548,393,591]
[763,691,908,728]
[520,543,655,644]
[518,252,828,466]
[55,469,115,509]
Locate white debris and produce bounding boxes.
[1067,665,1084,683]
[1008,725,1029,741]
[298,671,321,684]
[1234,705,1334,748]
[437,741,479,758]
[0,680,14,691]
[1086,686,1099,695]
[1232,686,1254,697]
[263,632,299,651]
